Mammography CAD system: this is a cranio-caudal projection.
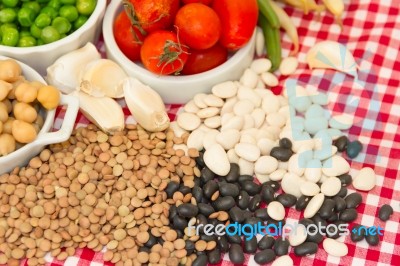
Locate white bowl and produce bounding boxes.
[0,1,106,76]
[103,0,256,104]
[0,56,80,175]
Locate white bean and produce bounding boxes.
[233,99,255,116]
[187,129,205,151]
[204,94,224,107]
[352,167,376,191]
[255,27,265,57]
[193,93,208,108]
[197,107,220,119]
[204,144,230,176]
[177,112,201,131]
[220,116,244,131]
[279,56,298,76]
[215,129,240,150]
[237,86,262,107]
[204,116,221,129]
[242,114,255,130]
[212,81,238,99]
[234,143,260,162]
[240,68,259,89]
[220,97,237,115]
[238,158,254,175]
[261,72,279,87]
[250,58,272,74]
[184,100,200,113]
[227,149,240,164]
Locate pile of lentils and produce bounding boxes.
[0,124,203,266]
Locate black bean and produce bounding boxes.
[264,181,281,192]
[229,206,245,223]
[319,199,335,219]
[276,193,297,207]
[177,203,199,218]
[299,218,314,228]
[172,215,187,230]
[378,204,393,221]
[192,186,203,203]
[258,235,275,250]
[296,195,311,211]
[224,163,240,183]
[260,185,276,203]
[345,193,362,209]
[197,203,215,217]
[294,242,318,256]
[203,180,218,199]
[245,217,263,227]
[327,212,339,223]
[165,181,179,198]
[338,174,352,186]
[248,194,262,211]
[200,167,215,184]
[244,236,258,254]
[254,249,276,264]
[366,234,380,246]
[306,230,324,244]
[169,205,178,220]
[337,186,348,198]
[350,225,365,242]
[217,236,230,252]
[340,208,358,222]
[214,196,235,211]
[157,237,165,245]
[312,214,327,233]
[240,181,261,196]
[200,234,217,242]
[208,218,221,227]
[238,175,253,183]
[229,244,245,264]
[334,196,347,212]
[196,151,205,166]
[274,237,289,256]
[207,248,221,264]
[196,214,208,227]
[176,229,184,239]
[237,190,250,210]
[270,147,293,162]
[194,177,201,187]
[268,219,285,228]
[179,185,191,195]
[279,138,293,149]
[334,135,349,152]
[219,182,240,197]
[227,234,242,244]
[254,209,270,221]
[326,221,343,239]
[346,140,363,159]
[192,254,208,266]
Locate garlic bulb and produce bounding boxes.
[123,78,170,132]
[46,43,101,94]
[71,91,125,133]
[306,41,357,78]
[79,59,127,98]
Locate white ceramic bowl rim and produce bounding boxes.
[0,0,106,53]
[103,0,255,83]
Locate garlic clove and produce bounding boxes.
[71,91,125,133]
[306,41,357,78]
[123,77,170,132]
[78,59,127,98]
[46,43,101,94]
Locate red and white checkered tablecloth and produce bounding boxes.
[27,0,400,265]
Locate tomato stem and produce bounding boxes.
[157,31,189,75]
[122,0,147,40]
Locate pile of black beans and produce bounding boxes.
[334,135,363,159]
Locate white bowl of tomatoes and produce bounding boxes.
[103,0,257,104]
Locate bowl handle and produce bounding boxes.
[35,94,80,146]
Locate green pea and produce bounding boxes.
[30,23,42,38]
[1,27,19,46]
[35,13,51,28]
[47,0,61,10]
[37,38,45,45]
[0,22,17,38]
[18,7,36,27]
[76,0,96,16]
[73,14,87,29]
[40,25,60,43]
[19,29,31,37]
[22,2,41,16]
[0,8,17,23]
[40,6,58,20]
[59,5,78,22]
[18,35,36,47]
[60,0,76,4]
[2,0,19,8]
[52,16,71,34]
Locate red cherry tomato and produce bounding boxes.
[182,44,228,75]
[174,3,221,50]
[181,0,213,5]
[113,11,144,61]
[124,0,180,33]
[212,0,258,50]
[140,30,189,75]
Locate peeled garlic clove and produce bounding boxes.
[79,59,127,98]
[71,91,125,133]
[306,41,357,78]
[46,43,101,94]
[123,77,170,132]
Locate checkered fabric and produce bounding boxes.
[20,0,400,265]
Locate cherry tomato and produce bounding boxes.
[181,0,213,5]
[174,3,221,50]
[182,44,228,75]
[125,0,180,34]
[141,30,189,75]
[212,0,258,50]
[113,11,144,62]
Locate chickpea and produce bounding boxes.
[13,102,37,123]
[0,121,2,134]
[37,86,60,110]
[2,99,12,113]
[0,134,16,156]
[0,59,22,82]
[3,118,14,134]
[0,80,12,101]
[30,81,46,90]
[12,120,37,144]
[0,107,8,123]
[15,82,38,103]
